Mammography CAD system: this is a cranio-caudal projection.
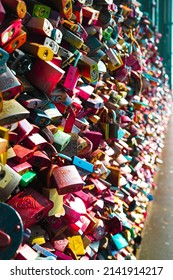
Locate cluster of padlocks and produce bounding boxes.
[0,0,172,260]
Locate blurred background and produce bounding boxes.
[140,0,173,90]
[137,0,173,259]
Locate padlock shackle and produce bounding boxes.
[108,109,117,124]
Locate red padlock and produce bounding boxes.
[52,165,84,195]
[7,188,53,229]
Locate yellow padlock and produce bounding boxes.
[67,235,85,256]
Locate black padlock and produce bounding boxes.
[7,49,32,74]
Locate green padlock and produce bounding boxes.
[102,26,113,41]
[20,170,37,187]
[53,130,72,152]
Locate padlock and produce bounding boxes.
[13,119,34,144]
[7,49,32,75]
[77,55,99,84]
[26,59,65,95]
[39,127,54,145]
[0,48,9,67]
[16,93,43,109]
[76,84,94,100]
[19,170,37,187]
[72,155,94,175]
[68,235,85,255]
[85,36,102,54]
[15,244,39,260]
[53,130,71,152]
[29,224,46,245]
[99,107,110,140]
[60,25,84,49]
[84,131,102,150]
[89,149,105,164]
[54,0,73,20]
[1,0,27,19]
[108,109,122,139]
[100,108,124,140]
[0,99,30,126]
[77,136,93,158]
[0,163,21,202]
[0,162,12,190]
[13,144,34,163]
[93,160,110,179]
[63,53,81,91]
[61,106,76,133]
[0,18,22,47]
[32,243,57,259]
[39,143,57,160]
[102,26,113,41]
[105,47,123,69]
[21,41,54,61]
[28,150,51,169]
[0,67,22,100]
[52,165,84,195]
[42,101,62,124]
[0,202,24,260]
[76,23,89,41]
[88,114,100,125]
[39,163,58,190]
[73,190,90,207]
[88,177,107,193]
[106,165,121,186]
[49,87,67,105]
[104,214,123,235]
[73,2,83,24]
[111,233,128,251]
[57,45,75,68]
[3,29,27,54]
[63,20,88,41]
[26,17,53,37]
[82,6,100,25]
[7,188,53,229]
[27,35,59,55]
[7,159,32,175]
[53,237,69,252]
[61,18,78,31]
[22,133,47,150]
[15,74,34,93]
[51,28,63,44]
[25,1,51,19]
[74,118,89,132]
[86,95,104,109]
[61,132,78,158]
